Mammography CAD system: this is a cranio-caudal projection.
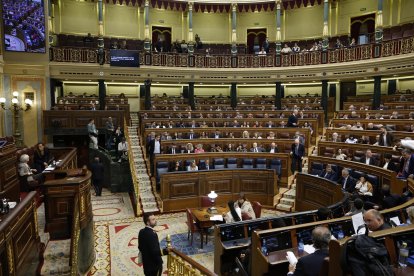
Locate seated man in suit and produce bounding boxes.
[268,142,279,153]
[288,226,330,276]
[398,148,414,179]
[364,209,392,231]
[199,159,211,170]
[318,164,338,182]
[287,110,299,127]
[338,168,356,193]
[379,126,394,147]
[250,142,263,153]
[186,129,197,140]
[382,153,398,172]
[360,149,378,166]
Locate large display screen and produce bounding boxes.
[110,49,140,67]
[2,0,46,53]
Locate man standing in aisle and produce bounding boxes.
[291,138,305,174]
[138,213,168,276]
[148,135,161,176]
[90,156,104,196]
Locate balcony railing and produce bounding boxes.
[50,36,414,68]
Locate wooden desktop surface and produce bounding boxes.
[190,206,228,229]
[267,247,309,265]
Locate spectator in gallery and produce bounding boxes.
[292,43,300,53]
[110,41,119,49]
[281,43,292,54]
[120,40,128,50]
[263,37,270,53]
[195,34,203,49]
[349,38,356,47]
[83,33,93,44]
[335,38,343,48]
[258,47,267,56]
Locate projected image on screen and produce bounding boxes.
[2,0,46,53]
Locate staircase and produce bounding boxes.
[40,240,71,275]
[128,113,159,213]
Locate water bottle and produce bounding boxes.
[298,239,304,253]
[398,242,409,267]
[338,230,345,240]
[261,239,268,256]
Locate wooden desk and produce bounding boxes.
[267,247,308,265]
[190,206,228,249]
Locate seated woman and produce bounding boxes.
[194,144,205,154]
[18,154,43,192]
[236,193,256,220]
[354,174,373,197]
[34,142,51,172]
[187,160,198,171]
[224,200,242,223]
[334,148,347,160]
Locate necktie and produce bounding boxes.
[295,146,299,155]
[254,148,258,152]
[206,165,209,170]
[343,178,347,189]
[190,134,193,139]
[172,148,175,154]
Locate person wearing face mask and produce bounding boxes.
[345,135,358,144]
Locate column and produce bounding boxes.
[144,0,151,52]
[375,0,384,43]
[322,0,329,50]
[231,4,237,55]
[49,79,62,107]
[275,82,282,110]
[144,79,151,110]
[373,76,382,109]
[275,0,282,55]
[230,83,237,109]
[321,80,328,125]
[48,0,54,44]
[188,82,195,109]
[97,0,105,65]
[187,2,194,54]
[98,80,106,110]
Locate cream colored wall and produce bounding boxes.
[398,78,414,90]
[106,84,139,97]
[284,85,322,96]
[63,83,99,95]
[237,11,275,43]
[238,86,274,96]
[150,9,185,41]
[399,0,414,24]
[193,12,230,43]
[356,81,387,95]
[337,0,377,36]
[59,0,98,35]
[151,85,183,96]
[105,5,139,38]
[285,5,324,40]
[195,86,230,96]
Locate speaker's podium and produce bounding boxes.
[43,169,93,239]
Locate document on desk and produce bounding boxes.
[352,212,366,234]
[210,215,223,221]
[304,244,315,254]
[390,216,401,226]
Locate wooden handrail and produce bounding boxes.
[168,248,217,276]
[124,118,142,216]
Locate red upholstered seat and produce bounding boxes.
[252,201,262,219]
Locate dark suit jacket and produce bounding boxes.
[338,176,357,193]
[90,161,105,181]
[360,157,378,166]
[383,161,398,173]
[250,147,264,152]
[268,147,279,153]
[378,133,394,147]
[399,154,414,178]
[319,170,338,182]
[293,249,329,276]
[138,227,163,275]
[186,133,198,139]
[291,143,305,159]
[287,114,298,127]
[167,147,178,154]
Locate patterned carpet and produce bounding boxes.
[88,190,283,275]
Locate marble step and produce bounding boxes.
[280,197,295,206]
[276,203,293,212]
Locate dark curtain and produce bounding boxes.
[321,80,328,125]
[152,26,172,52]
[188,83,195,109]
[275,82,282,110]
[231,83,237,109]
[144,79,151,110]
[49,78,62,107]
[373,76,382,110]
[247,28,267,54]
[329,83,336,97]
[182,86,189,99]
[388,79,397,95]
[98,80,106,110]
[350,13,375,43]
[281,85,285,98]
